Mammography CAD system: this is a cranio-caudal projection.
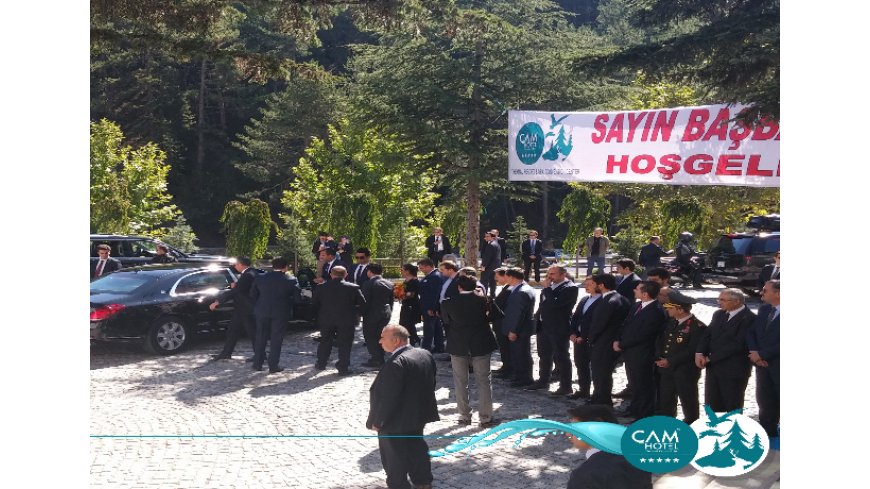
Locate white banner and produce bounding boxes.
[508,104,779,187]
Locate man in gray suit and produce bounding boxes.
[249,257,300,373]
[361,263,395,368]
[501,268,537,387]
[312,266,366,375]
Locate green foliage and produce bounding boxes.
[557,185,611,253]
[159,216,200,252]
[90,119,180,235]
[505,215,529,259]
[612,227,647,262]
[275,214,318,270]
[220,199,274,259]
[281,121,439,258]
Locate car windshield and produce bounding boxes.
[90,273,155,294]
[714,236,779,255]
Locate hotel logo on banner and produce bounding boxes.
[515,114,574,165]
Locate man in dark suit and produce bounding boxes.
[491,229,508,263]
[424,227,451,265]
[656,289,706,424]
[490,268,513,378]
[91,244,123,280]
[695,288,756,412]
[521,229,544,282]
[527,265,579,397]
[614,281,667,419]
[317,248,347,284]
[564,405,652,489]
[361,263,395,368]
[417,259,445,353]
[637,236,669,276]
[312,266,366,374]
[568,276,602,400]
[614,259,642,301]
[747,279,780,438]
[501,268,537,387]
[437,261,461,305]
[336,235,354,264]
[249,258,300,373]
[210,257,259,360]
[441,276,499,427]
[479,231,502,297]
[756,251,780,290]
[348,247,373,286]
[312,231,337,260]
[367,325,439,489]
[586,274,632,407]
[150,244,177,264]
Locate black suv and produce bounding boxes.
[90,234,232,268]
[703,232,780,292]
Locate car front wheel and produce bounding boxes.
[144,317,189,355]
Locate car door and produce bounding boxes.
[170,269,235,331]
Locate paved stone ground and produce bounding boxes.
[91,285,776,488]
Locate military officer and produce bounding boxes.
[655,289,706,424]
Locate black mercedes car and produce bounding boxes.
[90,264,312,355]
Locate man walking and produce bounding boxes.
[361,263,395,368]
[638,236,669,276]
[367,325,439,489]
[249,258,300,373]
[312,266,366,375]
[521,230,544,282]
[695,288,756,412]
[210,257,258,360]
[440,276,499,427]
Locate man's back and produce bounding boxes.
[312,278,365,326]
[367,347,439,433]
[361,276,395,322]
[501,284,536,336]
[251,271,299,320]
[587,291,632,346]
[481,241,501,270]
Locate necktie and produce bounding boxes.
[633,302,643,316]
[95,260,105,277]
[771,266,779,279]
[356,265,364,282]
[765,308,777,331]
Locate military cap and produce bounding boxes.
[662,289,697,308]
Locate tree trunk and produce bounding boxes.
[195,58,207,183]
[465,175,481,267]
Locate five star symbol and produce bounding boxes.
[638,457,681,463]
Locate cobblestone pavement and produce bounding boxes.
[91,285,772,488]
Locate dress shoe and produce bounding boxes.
[567,391,591,400]
[252,366,264,372]
[511,379,533,388]
[550,386,573,396]
[210,354,230,361]
[337,369,355,376]
[314,364,326,371]
[613,387,633,399]
[413,484,433,489]
[479,418,501,429]
[244,357,255,363]
[457,418,472,426]
[268,367,285,374]
[524,380,550,391]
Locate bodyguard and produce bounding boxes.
[249,257,300,373]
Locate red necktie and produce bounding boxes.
[95,260,105,277]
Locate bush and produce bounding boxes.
[613,228,647,263]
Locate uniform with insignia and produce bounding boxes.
[656,315,706,424]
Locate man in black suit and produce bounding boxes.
[437,261,461,305]
[367,325,439,489]
[424,227,451,265]
[614,281,667,419]
[312,266,366,374]
[491,229,508,263]
[614,259,642,301]
[521,229,544,282]
[756,251,780,290]
[490,268,513,378]
[638,236,670,276]
[695,288,756,412]
[479,232,502,297]
[312,231,337,260]
[568,276,602,400]
[210,257,258,360]
[417,259,445,353]
[527,265,579,397]
[564,405,652,489]
[249,258,300,373]
[361,263,395,368]
[316,248,347,284]
[747,279,780,438]
[656,289,706,424]
[501,268,537,387]
[441,276,499,427]
[91,244,123,280]
[348,247,373,286]
[586,274,632,406]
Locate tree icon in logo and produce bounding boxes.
[690,407,769,476]
[542,114,573,161]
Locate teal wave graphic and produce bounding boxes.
[429,419,626,458]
